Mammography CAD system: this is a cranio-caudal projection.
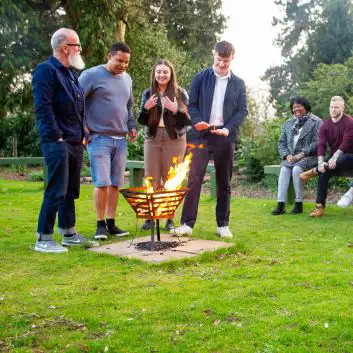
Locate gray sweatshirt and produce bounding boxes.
[79,65,136,136]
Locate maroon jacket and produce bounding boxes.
[318,114,353,157]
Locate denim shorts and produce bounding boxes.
[87,135,127,187]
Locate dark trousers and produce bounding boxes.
[181,134,235,228]
[316,153,353,205]
[37,141,83,235]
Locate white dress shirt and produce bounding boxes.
[209,67,230,126]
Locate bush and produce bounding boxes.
[237,118,284,182]
[128,133,144,161]
[262,174,278,191]
[28,170,44,181]
[0,112,40,157]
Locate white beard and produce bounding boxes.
[68,53,85,70]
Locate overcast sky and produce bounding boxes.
[221,0,282,90]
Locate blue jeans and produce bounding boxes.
[37,141,83,236]
[87,135,127,187]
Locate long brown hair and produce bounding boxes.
[148,59,186,126]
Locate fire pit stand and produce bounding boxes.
[120,187,188,251]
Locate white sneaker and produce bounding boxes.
[337,190,353,208]
[170,224,193,236]
[217,226,233,238]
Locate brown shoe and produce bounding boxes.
[309,204,325,217]
[300,168,318,182]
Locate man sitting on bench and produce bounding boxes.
[300,96,353,217]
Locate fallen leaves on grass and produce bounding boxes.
[203,309,212,317]
[224,314,241,323]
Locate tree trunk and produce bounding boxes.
[116,20,126,42]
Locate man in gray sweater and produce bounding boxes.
[79,42,137,239]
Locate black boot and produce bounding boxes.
[271,202,285,215]
[291,202,303,214]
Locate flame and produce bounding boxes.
[142,153,193,217]
[164,152,192,191]
[186,143,204,150]
[144,177,154,193]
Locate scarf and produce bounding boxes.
[292,114,309,136]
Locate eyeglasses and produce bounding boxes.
[65,43,82,50]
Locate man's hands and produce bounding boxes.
[129,128,138,142]
[210,128,229,137]
[327,158,337,170]
[318,162,328,173]
[194,122,229,136]
[194,121,210,131]
[326,150,342,170]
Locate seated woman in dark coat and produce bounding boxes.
[272,96,322,215]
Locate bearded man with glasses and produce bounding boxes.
[32,28,97,253]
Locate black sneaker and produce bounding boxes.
[94,225,108,240]
[107,225,130,237]
[164,219,174,231]
[141,220,154,230]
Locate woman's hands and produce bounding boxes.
[144,94,158,110]
[286,152,305,163]
[286,154,295,163]
[144,94,178,114]
[161,96,178,114]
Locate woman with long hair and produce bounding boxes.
[138,59,191,230]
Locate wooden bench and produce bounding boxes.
[264,165,295,204]
[264,164,353,204]
[126,160,217,199]
[0,157,217,199]
[0,157,48,188]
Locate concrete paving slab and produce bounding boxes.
[89,234,233,263]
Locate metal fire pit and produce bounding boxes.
[120,187,188,250]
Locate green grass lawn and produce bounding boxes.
[1,179,353,353]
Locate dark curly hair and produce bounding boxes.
[289,96,311,113]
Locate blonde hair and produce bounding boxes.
[330,96,345,106]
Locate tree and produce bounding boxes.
[0,0,62,118]
[1,0,213,156]
[300,57,353,119]
[263,0,353,112]
[142,0,226,64]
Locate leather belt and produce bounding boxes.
[209,125,223,131]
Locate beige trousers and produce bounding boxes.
[144,128,186,189]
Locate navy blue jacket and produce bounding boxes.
[189,67,248,143]
[32,56,84,144]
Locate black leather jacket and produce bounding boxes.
[137,87,191,139]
